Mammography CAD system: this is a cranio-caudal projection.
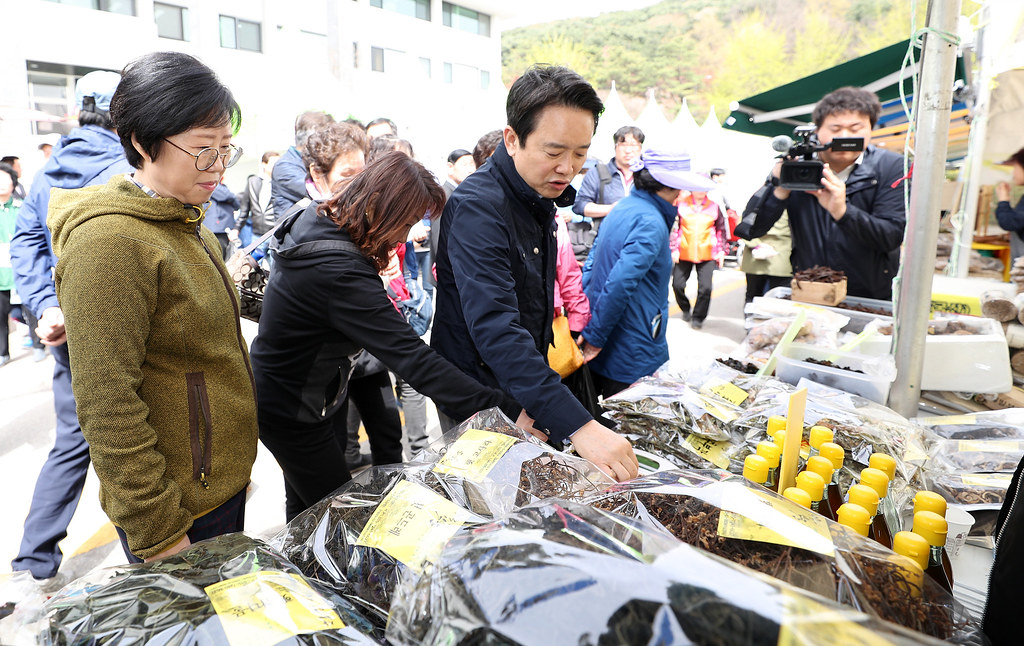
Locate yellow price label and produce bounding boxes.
[957,440,1024,453]
[778,591,898,646]
[433,428,517,482]
[961,473,1013,487]
[683,434,732,469]
[717,486,835,557]
[355,480,472,573]
[700,378,749,406]
[698,395,740,423]
[930,293,980,316]
[205,571,343,646]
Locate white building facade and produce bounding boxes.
[1,0,517,182]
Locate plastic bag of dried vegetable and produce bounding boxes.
[386,498,950,646]
[925,439,1024,474]
[916,410,1024,441]
[415,407,629,517]
[584,470,984,644]
[269,463,486,629]
[27,533,379,645]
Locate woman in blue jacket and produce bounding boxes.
[580,150,715,397]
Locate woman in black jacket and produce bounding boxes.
[251,151,521,520]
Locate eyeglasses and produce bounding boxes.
[162,138,243,171]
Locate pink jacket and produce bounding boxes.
[554,215,590,332]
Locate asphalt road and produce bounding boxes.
[0,267,750,587]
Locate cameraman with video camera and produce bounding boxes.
[734,87,906,300]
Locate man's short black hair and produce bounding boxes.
[709,168,726,178]
[633,168,667,194]
[110,52,241,169]
[614,125,645,145]
[1,156,18,165]
[367,117,397,135]
[812,86,882,128]
[506,65,603,145]
[78,109,115,130]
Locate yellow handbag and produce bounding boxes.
[548,314,584,378]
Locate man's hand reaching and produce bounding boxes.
[570,420,638,481]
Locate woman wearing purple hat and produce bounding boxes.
[579,149,716,397]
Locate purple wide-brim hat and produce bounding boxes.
[631,149,717,192]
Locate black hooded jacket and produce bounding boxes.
[250,203,515,427]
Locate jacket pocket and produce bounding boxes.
[186,372,213,489]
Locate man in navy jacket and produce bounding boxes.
[10,71,133,581]
[432,65,637,481]
[736,87,906,300]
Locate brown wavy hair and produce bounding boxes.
[319,151,445,271]
[301,121,369,180]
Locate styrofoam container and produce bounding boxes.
[763,286,892,333]
[776,343,896,404]
[858,316,1011,394]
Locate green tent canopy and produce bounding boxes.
[722,39,965,137]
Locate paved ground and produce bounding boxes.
[0,267,749,588]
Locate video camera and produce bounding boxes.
[773,125,864,191]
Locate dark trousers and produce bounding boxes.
[12,342,90,579]
[0,290,10,357]
[744,274,791,303]
[115,486,247,563]
[261,371,404,522]
[591,370,633,401]
[672,260,715,322]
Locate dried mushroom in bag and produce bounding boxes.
[269,463,485,629]
[386,499,950,646]
[926,439,1024,474]
[416,407,630,517]
[39,533,378,645]
[585,470,984,644]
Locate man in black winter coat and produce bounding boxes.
[735,87,906,300]
[431,65,638,482]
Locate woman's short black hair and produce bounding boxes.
[110,51,241,169]
[632,168,668,194]
[506,65,603,145]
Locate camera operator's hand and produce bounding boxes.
[770,160,790,200]
[811,165,847,221]
[997,181,1012,203]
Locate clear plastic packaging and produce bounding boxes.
[27,533,379,645]
[386,498,952,646]
[924,439,1024,474]
[585,470,983,644]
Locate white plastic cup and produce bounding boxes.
[944,506,976,558]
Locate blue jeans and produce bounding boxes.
[11,342,90,579]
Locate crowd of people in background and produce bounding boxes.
[3,51,920,584]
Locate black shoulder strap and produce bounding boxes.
[286,239,362,258]
[595,162,613,204]
[240,197,310,256]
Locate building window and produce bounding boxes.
[25,62,118,136]
[442,2,490,37]
[480,70,490,90]
[443,62,453,84]
[154,2,189,41]
[369,0,429,21]
[45,0,135,15]
[419,57,431,79]
[220,15,262,52]
[371,47,385,72]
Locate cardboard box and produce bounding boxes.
[790,277,848,307]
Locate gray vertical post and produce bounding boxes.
[889,0,963,417]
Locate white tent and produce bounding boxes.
[634,88,675,147]
[592,81,634,162]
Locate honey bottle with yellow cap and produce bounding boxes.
[913,492,955,587]
[869,453,900,534]
[808,425,834,460]
[819,442,846,522]
[796,470,826,515]
[804,455,837,521]
[847,483,881,541]
[913,510,953,593]
[766,415,787,440]
[892,531,929,597]
[837,502,871,537]
[783,487,812,509]
[756,441,781,492]
[743,454,770,487]
[860,467,893,549]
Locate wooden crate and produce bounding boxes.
[790,277,848,306]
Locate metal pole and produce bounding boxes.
[889,0,962,417]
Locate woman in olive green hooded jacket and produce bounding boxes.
[48,52,255,563]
